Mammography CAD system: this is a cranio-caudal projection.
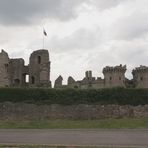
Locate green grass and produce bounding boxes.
[0,118,148,129]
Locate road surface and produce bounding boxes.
[0,129,148,147]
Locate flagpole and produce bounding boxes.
[43,28,45,49]
[43,32,44,49]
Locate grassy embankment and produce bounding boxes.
[0,118,147,129]
[0,88,147,129]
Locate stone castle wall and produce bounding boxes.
[9,58,26,87]
[103,65,126,88]
[1,49,148,89]
[29,50,51,87]
[132,66,148,88]
[55,65,148,89]
[0,49,51,88]
[0,50,10,87]
[0,102,148,120]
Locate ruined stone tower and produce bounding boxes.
[29,49,51,87]
[103,64,126,88]
[132,66,148,88]
[54,75,63,88]
[0,50,10,87]
[0,49,51,88]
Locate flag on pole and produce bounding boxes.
[43,29,47,36]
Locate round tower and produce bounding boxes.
[29,49,51,87]
[132,65,148,88]
[103,64,126,88]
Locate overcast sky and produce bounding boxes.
[0,0,148,85]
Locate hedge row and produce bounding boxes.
[0,88,147,105]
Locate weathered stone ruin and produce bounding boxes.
[0,49,51,87]
[132,65,148,88]
[55,64,148,89]
[54,75,63,88]
[103,64,126,88]
[1,49,148,89]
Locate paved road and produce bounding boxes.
[0,129,148,147]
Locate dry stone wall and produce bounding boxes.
[0,102,148,120]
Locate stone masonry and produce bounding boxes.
[132,65,148,88]
[0,50,10,87]
[1,49,148,89]
[55,64,148,89]
[0,49,51,87]
[0,102,148,120]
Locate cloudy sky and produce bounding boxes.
[0,0,148,85]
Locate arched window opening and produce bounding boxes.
[38,56,41,64]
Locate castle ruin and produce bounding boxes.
[0,49,51,87]
[1,49,148,89]
[54,64,148,89]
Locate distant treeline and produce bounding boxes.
[0,88,148,105]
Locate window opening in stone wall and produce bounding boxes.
[140,77,143,81]
[38,56,41,64]
[110,77,112,80]
[14,79,20,85]
[119,77,121,80]
[5,64,8,72]
[31,76,35,84]
[25,74,29,83]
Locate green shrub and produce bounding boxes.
[0,87,148,105]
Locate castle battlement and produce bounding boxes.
[1,49,148,89]
[103,64,126,73]
[132,65,148,74]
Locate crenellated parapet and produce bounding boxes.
[132,66,148,88]
[132,65,148,74]
[103,64,127,88]
[103,64,126,74]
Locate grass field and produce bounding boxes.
[0,118,147,129]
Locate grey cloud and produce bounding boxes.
[0,0,86,25]
[89,0,131,10]
[111,12,148,40]
[50,27,102,52]
[0,0,133,25]
[84,39,148,79]
[107,40,148,67]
